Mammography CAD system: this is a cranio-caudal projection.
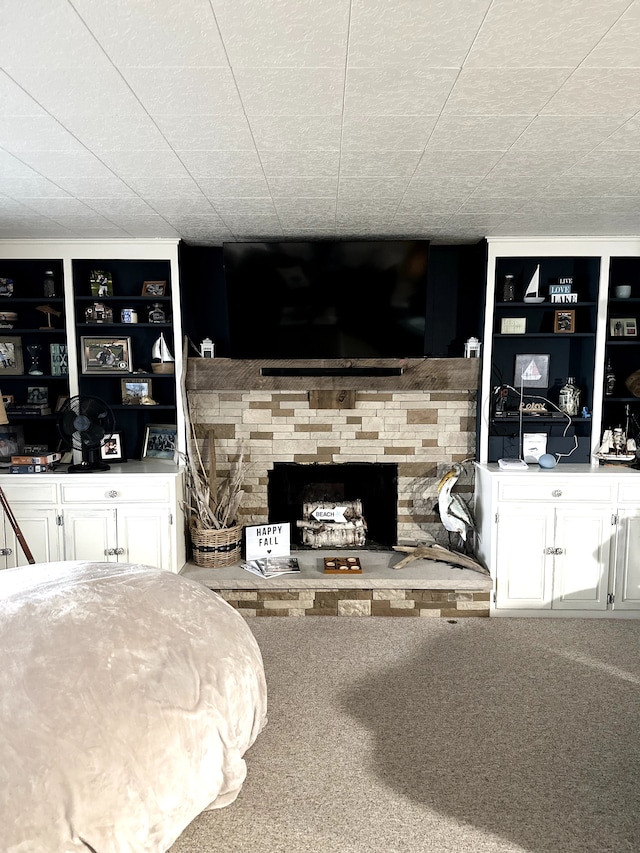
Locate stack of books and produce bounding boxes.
[8,403,52,416]
[9,452,61,474]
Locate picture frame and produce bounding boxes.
[81,336,132,373]
[0,425,24,463]
[121,378,152,404]
[1,394,14,407]
[554,309,575,334]
[142,423,177,460]
[26,386,48,405]
[100,431,126,464]
[90,270,113,297]
[0,336,24,374]
[623,318,637,337]
[500,317,526,334]
[141,280,167,297]
[514,353,550,389]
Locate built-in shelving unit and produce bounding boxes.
[479,237,640,466]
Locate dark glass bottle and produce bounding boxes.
[605,357,616,397]
[502,275,515,302]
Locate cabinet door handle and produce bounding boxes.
[0,547,12,556]
[104,548,115,556]
[545,547,564,555]
[551,489,562,497]
[106,490,119,499]
[113,547,125,555]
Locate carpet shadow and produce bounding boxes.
[341,619,640,853]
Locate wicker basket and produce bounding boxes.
[190,522,242,568]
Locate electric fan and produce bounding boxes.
[57,395,116,473]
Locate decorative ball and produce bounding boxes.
[538,453,557,469]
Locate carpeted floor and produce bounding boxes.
[170,617,640,853]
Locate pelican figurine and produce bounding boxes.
[436,463,476,553]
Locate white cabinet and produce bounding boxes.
[0,463,186,573]
[474,463,639,618]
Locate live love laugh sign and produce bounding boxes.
[245,522,291,561]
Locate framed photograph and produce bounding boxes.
[26,386,48,405]
[81,336,132,373]
[554,309,575,333]
[514,353,550,389]
[121,378,152,404]
[142,423,177,460]
[623,318,637,337]
[0,336,24,374]
[1,394,14,406]
[54,395,69,413]
[0,426,24,463]
[0,278,14,297]
[141,280,167,297]
[90,270,113,297]
[100,431,126,463]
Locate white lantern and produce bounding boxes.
[199,338,215,358]
[464,337,481,358]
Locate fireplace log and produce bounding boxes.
[297,500,368,548]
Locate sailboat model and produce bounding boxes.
[523,264,544,302]
[151,332,175,374]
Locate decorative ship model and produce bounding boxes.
[151,332,175,374]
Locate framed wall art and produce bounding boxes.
[142,423,177,460]
[0,336,24,374]
[81,337,132,373]
[100,431,126,464]
[554,309,575,333]
[514,353,550,389]
[0,426,24,463]
[141,280,167,297]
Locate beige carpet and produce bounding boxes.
[170,617,640,853]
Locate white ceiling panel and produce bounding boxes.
[1,0,640,244]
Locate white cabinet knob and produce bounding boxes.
[552,489,562,497]
[106,490,119,499]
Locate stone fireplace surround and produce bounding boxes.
[184,357,489,617]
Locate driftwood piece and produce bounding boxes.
[207,429,217,517]
[392,544,490,575]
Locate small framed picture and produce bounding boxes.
[0,336,24,374]
[610,317,637,337]
[81,336,132,373]
[554,309,575,334]
[514,353,550,389]
[623,318,637,337]
[142,423,177,460]
[0,278,14,297]
[55,395,69,413]
[121,378,152,404]
[141,280,167,297]
[26,386,48,405]
[100,431,126,463]
[0,426,24,462]
[500,317,526,334]
[90,270,113,297]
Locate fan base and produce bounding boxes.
[68,460,110,474]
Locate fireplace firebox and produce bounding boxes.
[268,462,398,548]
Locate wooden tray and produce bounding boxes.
[324,556,362,574]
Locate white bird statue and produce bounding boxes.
[436,463,476,553]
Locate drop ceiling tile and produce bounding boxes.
[597,115,640,150]
[16,149,114,179]
[415,150,503,177]
[222,214,283,236]
[207,198,277,216]
[249,115,342,151]
[344,68,457,115]
[4,63,144,117]
[564,150,640,176]
[338,177,410,201]
[122,66,245,115]
[512,116,630,151]
[198,177,270,197]
[542,69,640,117]
[260,150,339,178]
[140,197,220,217]
[535,177,626,197]
[348,0,491,67]
[337,198,400,216]
[396,196,471,215]
[51,213,129,229]
[404,176,483,199]
[465,0,629,68]
[0,116,82,152]
[214,0,349,66]
[472,176,548,197]
[455,196,525,215]
[390,214,453,230]
[282,226,337,238]
[58,114,170,153]
[490,213,639,236]
[339,150,422,178]
[489,150,583,179]
[0,74,48,117]
[428,115,533,150]
[582,2,640,67]
[341,114,438,150]
[177,150,264,178]
[53,175,137,197]
[525,195,640,216]
[0,220,74,238]
[123,176,208,198]
[154,115,256,151]
[162,213,230,231]
[108,216,180,238]
[273,198,337,217]
[0,196,33,214]
[72,0,228,67]
[234,68,345,116]
[1,176,71,198]
[80,197,159,217]
[448,68,572,114]
[98,149,191,180]
[20,197,97,217]
[268,176,337,196]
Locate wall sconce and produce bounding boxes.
[199,338,215,358]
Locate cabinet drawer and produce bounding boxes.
[1,481,58,504]
[61,481,170,504]
[617,481,640,503]
[498,481,614,503]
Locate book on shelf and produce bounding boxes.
[11,453,61,465]
[8,404,52,415]
[9,463,56,474]
[240,556,301,578]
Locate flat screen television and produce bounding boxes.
[223,240,430,359]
